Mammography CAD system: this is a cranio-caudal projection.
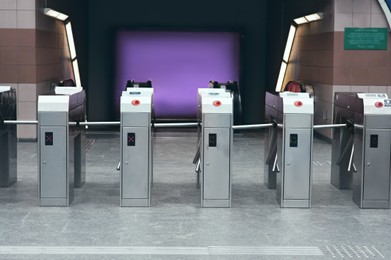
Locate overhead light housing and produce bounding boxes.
[276,12,323,92]
[294,17,308,25]
[65,22,77,59]
[44,8,68,21]
[377,0,391,29]
[72,60,82,87]
[294,12,323,25]
[283,25,297,62]
[275,62,287,92]
[305,13,323,22]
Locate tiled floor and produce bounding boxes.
[0,129,390,259]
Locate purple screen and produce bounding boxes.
[115,31,240,118]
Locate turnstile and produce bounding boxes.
[120,88,153,207]
[331,93,358,189]
[333,92,391,208]
[0,86,17,187]
[198,88,233,208]
[265,92,314,208]
[38,88,86,206]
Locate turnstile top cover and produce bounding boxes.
[121,88,153,113]
[38,95,69,112]
[280,92,313,114]
[357,93,390,115]
[54,86,83,95]
[198,88,232,114]
[0,86,11,93]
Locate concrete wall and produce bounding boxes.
[0,0,71,139]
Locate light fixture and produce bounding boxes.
[294,17,308,25]
[44,8,68,21]
[293,12,323,25]
[65,22,77,59]
[276,62,287,93]
[43,8,81,87]
[378,0,391,29]
[72,60,81,87]
[276,12,323,92]
[283,25,297,62]
[305,13,323,22]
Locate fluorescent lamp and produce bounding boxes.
[43,8,68,21]
[378,0,391,29]
[294,17,308,25]
[72,60,81,87]
[65,22,77,59]
[275,62,287,92]
[305,13,323,22]
[283,25,297,62]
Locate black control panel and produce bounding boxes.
[45,132,53,146]
[290,134,298,147]
[370,134,378,148]
[209,133,217,147]
[127,133,135,146]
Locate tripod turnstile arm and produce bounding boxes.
[347,144,357,173]
[272,154,280,173]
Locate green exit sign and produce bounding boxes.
[344,28,388,50]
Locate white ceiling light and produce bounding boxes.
[294,12,323,25]
[44,8,68,21]
[283,25,297,62]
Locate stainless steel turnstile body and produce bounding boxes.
[345,93,390,208]
[120,88,153,207]
[331,93,358,189]
[266,92,314,208]
[38,89,86,206]
[198,89,233,208]
[264,93,282,189]
[0,86,17,187]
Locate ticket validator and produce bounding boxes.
[120,88,153,207]
[37,88,86,206]
[198,88,233,208]
[265,92,314,208]
[333,93,391,208]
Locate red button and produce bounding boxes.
[375,102,383,108]
[213,100,222,107]
[294,101,303,107]
[132,100,140,106]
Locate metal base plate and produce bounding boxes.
[201,200,230,208]
[39,198,70,207]
[121,198,150,207]
[359,200,390,209]
[281,199,310,208]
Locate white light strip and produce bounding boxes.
[275,62,287,92]
[43,8,68,21]
[65,22,77,60]
[72,60,81,87]
[294,17,308,25]
[305,13,323,22]
[283,25,297,62]
[378,0,391,28]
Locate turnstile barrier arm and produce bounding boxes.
[347,144,357,173]
[272,154,280,173]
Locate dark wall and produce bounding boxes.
[88,0,268,123]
